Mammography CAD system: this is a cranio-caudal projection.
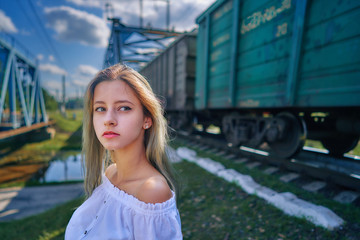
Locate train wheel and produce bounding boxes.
[222,112,242,146]
[321,135,359,156]
[268,112,306,158]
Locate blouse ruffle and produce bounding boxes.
[65,174,182,240]
[102,174,177,214]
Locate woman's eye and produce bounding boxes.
[119,106,131,111]
[95,107,106,112]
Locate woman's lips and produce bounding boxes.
[102,131,120,138]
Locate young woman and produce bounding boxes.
[65,64,182,239]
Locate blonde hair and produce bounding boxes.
[82,64,176,197]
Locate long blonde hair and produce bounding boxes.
[82,64,176,197]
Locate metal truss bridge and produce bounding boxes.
[0,34,48,140]
[103,18,182,70]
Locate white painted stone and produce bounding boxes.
[217,169,261,195]
[176,146,344,230]
[238,176,262,195]
[196,158,225,175]
[255,186,278,199]
[280,173,300,183]
[334,191,360,204]
[217,169,238,183]
[176,147,197,163]
[269,192,344,230]
[302,181,326,193]
[166,147,182,163]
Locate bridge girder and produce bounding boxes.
[103,18,182,70]
[0,36,47,130]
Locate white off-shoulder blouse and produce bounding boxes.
[65,174,182,240]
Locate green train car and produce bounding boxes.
[195,0,360,157]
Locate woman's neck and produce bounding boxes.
[111,143,148,182]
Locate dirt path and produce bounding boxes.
[0,183,83,222]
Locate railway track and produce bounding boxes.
[175,130,360,205]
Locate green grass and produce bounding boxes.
[2,157,358,239]
[177,161,337,239]
[1,115,359,239]
[0,110,86,239]
[0,109,83,188]
[187,138,360,223]
[28,110,84,151]
[49,110,83,133]
[172,139,360,239]
[0,110,83,153]
[0,197,84,240]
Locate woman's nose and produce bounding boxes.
[104,110,117,126]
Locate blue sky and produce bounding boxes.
[0,0,214,99]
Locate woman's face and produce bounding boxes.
[92,80,151,151]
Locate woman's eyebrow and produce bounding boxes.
[114,100,134,105]
[93,100,134,105]
[94,100,105,105]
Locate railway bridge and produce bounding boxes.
[0,34,49,141]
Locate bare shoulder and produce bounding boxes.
[136,176,172,204]
[105,163,116,178]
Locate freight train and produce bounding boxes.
[140,0,360,158]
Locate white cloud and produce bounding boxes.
[44,6,110,47]
[37,54,44,61]
[71,64,99,87]
[66,0,102,8]
[49,55,55,61]
[72,79,89,87]
[40,63,67,76]
[77,64,99,77]
[42,79,73,99]
[171,0,215,31]
[0,10,18,33]
[42,79,62,90]
[105,0,215,31]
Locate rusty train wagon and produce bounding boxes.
[140,33,197,130]
[195,0,360,158]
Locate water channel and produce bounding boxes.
[42,153,83,182]
[0,150,83,185]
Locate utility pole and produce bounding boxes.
[56,89,59,102]
[166,0,170,31]
[139,0,143,27]
[60,75,66,117]
[138,0,170,30]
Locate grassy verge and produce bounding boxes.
[0,160,356,240]
[177,161,337,239]
[1,139,359,239]
[171,139,360,239]
[1,121,359,239]
[175,139,360,220]
[0,110,83,188]
[23,110,83,151]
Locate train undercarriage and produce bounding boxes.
[168,108,360,158]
